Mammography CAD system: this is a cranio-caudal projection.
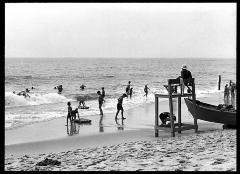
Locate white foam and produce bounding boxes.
[5,92,69,107]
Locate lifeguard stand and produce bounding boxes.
[154,78,198,137]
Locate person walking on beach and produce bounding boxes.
[129,88,133,99]
[115,93,127,120]
[97,91,104,115]
[224,84,230,105]
[102,87,106,102]
[126,81,131,97]
[143,85,150,97]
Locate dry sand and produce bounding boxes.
[5,129,236,171]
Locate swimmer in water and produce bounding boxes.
[80,84,86,90]
[17,91,30,98]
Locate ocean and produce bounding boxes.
[5,58,236,130]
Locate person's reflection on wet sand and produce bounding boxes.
[99,114,104,132]
[115,118,124,131]
[67,121,80,136]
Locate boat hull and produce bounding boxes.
[184,98,236,126]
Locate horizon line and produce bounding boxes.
[5,57,236,59]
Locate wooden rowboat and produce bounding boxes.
[184,98,236,127]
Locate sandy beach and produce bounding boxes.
[5,129,236,171]
[5,3,236,171]
[5,93,236,171]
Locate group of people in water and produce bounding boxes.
[224,80,236,106]
[66,64,195,125]
[66,80,152,125]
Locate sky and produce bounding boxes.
[5,3,236,59]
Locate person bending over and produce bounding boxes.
[115,93,127,120]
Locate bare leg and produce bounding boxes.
[115,110,119,119]
[121,110,126,119]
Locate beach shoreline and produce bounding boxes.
[5,94,236,171]
[5,93,224,146]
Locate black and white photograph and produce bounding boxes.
[4,2,236,171]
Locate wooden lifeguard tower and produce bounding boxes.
[154,78,198,137]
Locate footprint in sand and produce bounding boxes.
[211,158,226,165]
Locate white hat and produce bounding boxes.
[182,65,187,70]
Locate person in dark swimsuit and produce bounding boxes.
[102,87,105,102]
[177,65,192,93]
[67,102,79,125]
[129,88,133,99]
[159,112,176,125]
[79,99,85,107]
[126,81,131,97]
[17,91,30,98]
[97,91,104,115]
[80,84,86,90]
[144,85,150,97]
[54,85,63,94]
[115,93,127,120]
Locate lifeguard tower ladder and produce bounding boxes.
[154,78,198,137]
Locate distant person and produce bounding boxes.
[177,65,192,93]
[67,102,79,125]
[229,80,236,107]
[31,86,35,89]
[97,91,104,115]
[78,98,85,107]
[126,81,131,97]
[80,84,86,90]
[101,87,105,102]
[17,91,30,98]
[129,88,133,99]
[55,85,63,94]
[25,88,30,93]
[115,93,127,120]
[143,85,150,97]
[224,84,230,105]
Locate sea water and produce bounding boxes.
[5,58,236,129]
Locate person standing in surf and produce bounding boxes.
[102,87,106,102]
[54,85,63,94]
[115,93,127,120]
[80,84,86,90]
[126,81,131,97]
[228,80,236,107]
[224,84,230,105]
[129,88,133,99]
[97,91,104,115]
[143,85,150,97]
[67,102,80,125]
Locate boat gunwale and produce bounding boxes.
[185,98,236,114]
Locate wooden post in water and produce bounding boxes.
[218,75,221,90]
